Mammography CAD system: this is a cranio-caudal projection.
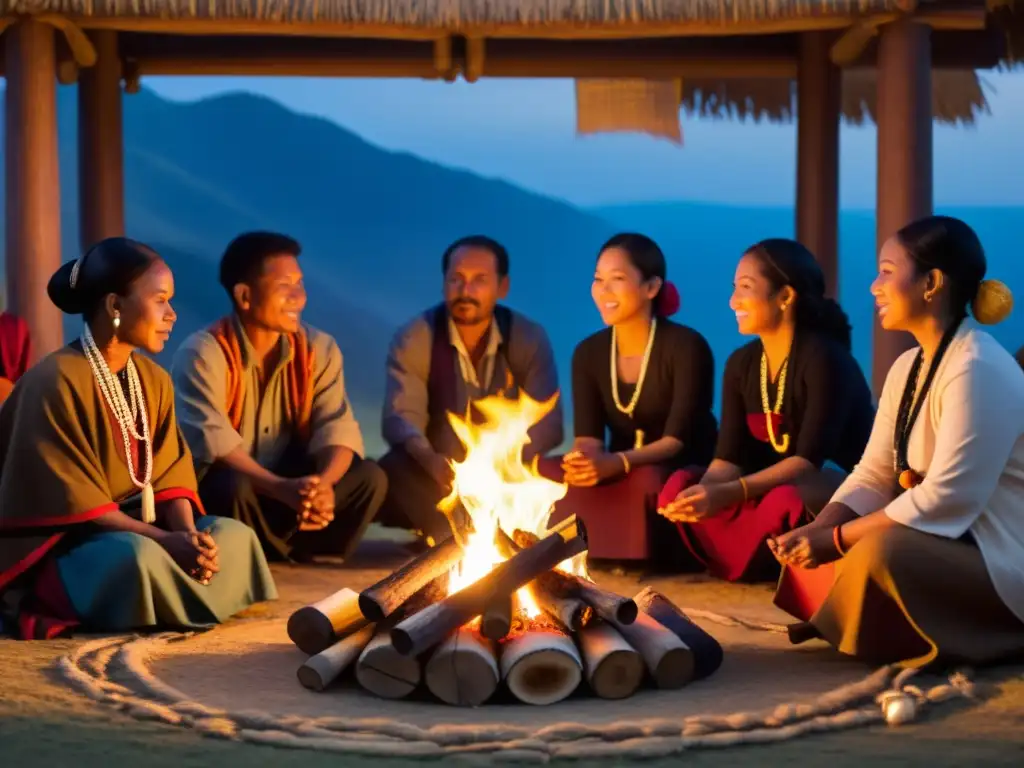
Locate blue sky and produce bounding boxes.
[147,72,1024,209]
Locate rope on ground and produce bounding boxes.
[53,610,979,762]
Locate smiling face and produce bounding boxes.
[591,246,660,326]
[113,260,177,354]
[240,254,307,334]
[444,245,508,326]
[871,237,933,332]
[729,252,793,336]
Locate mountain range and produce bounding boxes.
[1,86,1021,456]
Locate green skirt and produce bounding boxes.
[57,516,278,632]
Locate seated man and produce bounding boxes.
[172,231,386,563]
[380,235,563,543]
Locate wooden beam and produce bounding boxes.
[4,20,63,360]
[79,30,126,252]
[873,19,933,395]
[796,32,841,298]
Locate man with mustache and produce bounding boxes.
[379,235,563,545]
[171,231,386,563]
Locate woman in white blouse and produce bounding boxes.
[770,214,1024,669]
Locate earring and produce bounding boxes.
[113,312,121,331]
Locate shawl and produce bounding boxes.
[207,315,315,440]
[0,311,32,405]
[0,345,202,593]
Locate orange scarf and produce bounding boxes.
[208,316,315,440]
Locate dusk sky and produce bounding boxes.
[146,72,1024,209]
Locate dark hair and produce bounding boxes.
[746,238,852,350]
[599,232,667,283]
[219,231,301,305]
[441,235,509,278]
[47,237,162,321]
[895,215,986,322]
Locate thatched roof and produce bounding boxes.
[574,68,987,144]
[0,1,1017,37]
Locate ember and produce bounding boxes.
[289,392,714,706]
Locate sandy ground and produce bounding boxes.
[2,537,1024,766]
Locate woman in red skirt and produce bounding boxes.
[657,239,874,582]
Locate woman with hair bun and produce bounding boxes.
[658,238,874,582]
[555,233,718,563]
[0,237,276,639]
[772,215,1024,668]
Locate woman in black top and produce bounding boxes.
[657,238,874,582]
[556,234,717,563]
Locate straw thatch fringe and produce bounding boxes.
[0,1,948,27]
[576,66,988,140]
[54,608,981,762]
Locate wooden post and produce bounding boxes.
[4,20,63,360]
[795,31,841,298]
[78,30,125,252]
[874,19,933,395]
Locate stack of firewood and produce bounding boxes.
[287,516,723,706]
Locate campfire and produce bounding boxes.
[287,393,712,706]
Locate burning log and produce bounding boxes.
[577,621,645,700]
[358,537,463,622]
[390,516,588,657]
[633,587,723,681]
[424,625,500,707]
[530,575,592,631]
[480,592,517,641]
[501,528,635,627]
[297,624,375,692]
[500,614,583,706]
[287,587,367,655]
[611,611,694,690]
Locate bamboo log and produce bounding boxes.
[297,624,375,692]
[287,587,367,655]
[504,529,635,625]
[355,628,423,700]
[633,587,723,681]
[577,621,645,700]
[424,625,500,707]
[354,574,450,699]
[480,592,515,641]
[611,610,694,689]
[358,537,463,622]
[500,616,583,706]
[391,516,588,657]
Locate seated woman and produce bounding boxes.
[0,237,276,640]
[658,238,874,582]
[0,310,32,404]
[557,233,718,563]
[771,215,1024,669]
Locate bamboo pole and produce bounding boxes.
[355,628,423,700]
[297,624,375,692]
[633,587,723,681]
[424,625,500,707]
[287,587,367,655]
[500,616,583,706]
[577,621,645,700]
[610,611,694,690]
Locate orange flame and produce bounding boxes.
[438,392,586,618]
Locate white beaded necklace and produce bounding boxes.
[81,323,156,524]
[610,317,657,450]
